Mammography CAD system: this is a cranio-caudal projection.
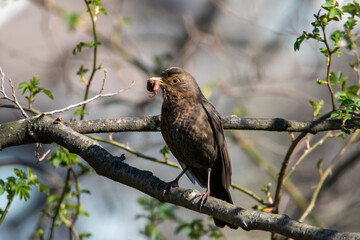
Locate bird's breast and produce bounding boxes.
[160,99,218,169]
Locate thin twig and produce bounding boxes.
[70,169,81,240]
[272,111,333,214]
[80,0,100,120]
[318,13,337,111]
[284,131,333,182]
[299,129,360,222]
[231,183,271,207]
[41,72,135,116]
[274,132,307,214]
[35,143,52,163]
[0,196,13,225]
[49,168,72,240]
[88,135,180,168]
[230,131,312,218]
[0,67,29,118]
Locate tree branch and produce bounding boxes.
[1,115,359,150]
[2,116,357,240]
[66,115,360,134]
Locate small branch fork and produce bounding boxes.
[0,67,29,118]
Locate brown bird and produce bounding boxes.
[148,67,237,229]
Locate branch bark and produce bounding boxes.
[2,115,359,150]
[1,115,359,150]
[66,115,359,134]
[1,116,360,239]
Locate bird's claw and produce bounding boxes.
[162,180,179,197]
[199,190,210,212]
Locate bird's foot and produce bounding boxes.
[199,190,210,212]
[162,180,179,196]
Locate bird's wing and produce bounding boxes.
[200,97,232,190]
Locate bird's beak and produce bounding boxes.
[148,77,167,86]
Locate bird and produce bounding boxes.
[147,67,238,229]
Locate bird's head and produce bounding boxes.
[148,67,202,100]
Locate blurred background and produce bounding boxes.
[0,0,360,239]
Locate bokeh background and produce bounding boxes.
[1,0,360,239]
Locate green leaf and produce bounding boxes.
[14,168,27,180]
[18,82,30,95]
[328,8,337,18]
[42,89,54,100]
[15,184,31,201]
[79,209,90,217]
[7,176,16,185]
[330,110,341,118]
[294,35,305,51]
[328,8,343,20]
[335,49,343,57]
[342,2,360,16]
[39,184,50,195]
[329,72,339,86]
[99,7,107,15]
[30,76,40,88]
[312,27,320,34]
[320,47,328,56]
[17,75,53,106]
[344,18,356,32]
[73,42,86,55]
[322,0,335,9]
[77,65,89,76]
[330,30,342,45]
[160,145,170,155]
[79,232,92,239]
[309,99,324,119]
[335,90,346,99]
[347,84,360,96]
[74,109,88,116]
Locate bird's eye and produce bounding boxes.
[172,78,179,84]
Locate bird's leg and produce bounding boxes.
[162,166,189,196]
[199,168,211,211]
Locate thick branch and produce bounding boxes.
[2,116,355,240]
[1,116,359,150]
[66,115,359,134]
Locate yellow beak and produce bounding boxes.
[148,77,167,85]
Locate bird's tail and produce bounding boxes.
[210,173,238,229]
